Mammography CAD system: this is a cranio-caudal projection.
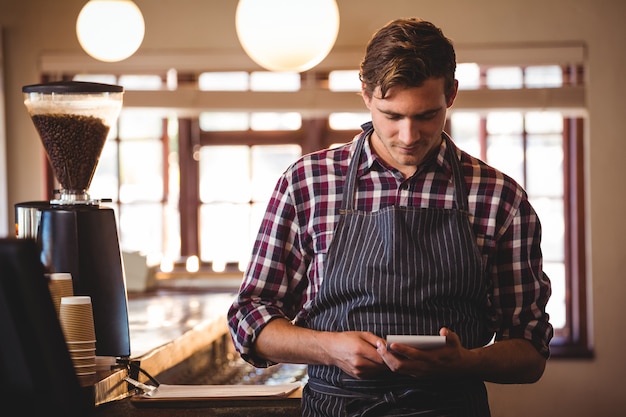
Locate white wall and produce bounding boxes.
[1,0,625,414]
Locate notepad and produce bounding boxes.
[132,382,302,402]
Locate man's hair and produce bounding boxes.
[359,18,457,101]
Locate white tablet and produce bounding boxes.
[386,335,446,350]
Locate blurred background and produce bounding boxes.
[0,0,624,414]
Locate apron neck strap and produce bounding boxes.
[341,124,468,212]
[341,122,372,211]
[444,132,469,212]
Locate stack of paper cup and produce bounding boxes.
[46,272,74,317]
[59,296,97,386]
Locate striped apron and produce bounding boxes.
[303,123,493,416]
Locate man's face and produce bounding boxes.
[362,77,458,178]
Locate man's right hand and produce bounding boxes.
[254,319,389,379]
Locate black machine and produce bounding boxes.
[15,81,130,359]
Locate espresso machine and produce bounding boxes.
[15,81,130,359]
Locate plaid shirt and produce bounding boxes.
[227,129,553,367]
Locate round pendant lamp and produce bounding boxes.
[76,0,145,62]
[235,0,340,72]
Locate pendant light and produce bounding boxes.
[235,0,340,72]
[76,0,145,62]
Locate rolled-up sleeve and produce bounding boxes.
[490,197,554,358]
[227,175,308,368]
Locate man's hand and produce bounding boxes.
[325,331,390,379]
[376,327,546,383]
[377,327,466,378]
[254,319,389,379]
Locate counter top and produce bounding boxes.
[88,290,234,403]
[127,290,235,359]
[89,289,304,416]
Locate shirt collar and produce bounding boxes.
[433,133,455,179]
[352,127,454,181]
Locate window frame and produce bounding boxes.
[183,114,590,359]
[38,48,590,357]
[551,116,591,357]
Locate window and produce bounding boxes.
[42,45,588,357]
[198,144,302,271]
[448,64,588,356]
[450,110,570,343]
[76,74,179,267]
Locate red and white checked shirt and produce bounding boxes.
[227,129,553,367]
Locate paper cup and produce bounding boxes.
[68,348,97,358]
[72,356,96,367]
[66,340,96,350]
[46,273,73,317]
[73,364,97,373]
[59,296,96,343]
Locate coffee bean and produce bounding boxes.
[30,113,110,191]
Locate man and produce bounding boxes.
[228,17,553,416]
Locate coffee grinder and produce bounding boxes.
[15,81,130,359]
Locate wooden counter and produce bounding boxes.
[94,388,302,417]
[88,289,304,416]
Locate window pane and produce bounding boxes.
[199,203,251,264]
[166,117,180,203]
[328,70,361,92]
[526,134,563,197]
[531,197,564,264]
[199,112,249,131]
[544,261,566,329]
[118,75,163,90]
[166,69,178,90]
[450,112,481,158]
[199,146,251,203]
[198,72,249,91]
[250,112,301,130]
[486,134,524,185]
[199,144,301,265]
[525,65,563,88]
[119,141,164,203]
[525,111,563,134]
[525,112,565,198]
[328,112,369,130]
[90,139,118,201]
[73,74,117,85]
[486,66,523,89]
[119,109,163,139]
[119,203,163,255]
[456,63,481,90]
[486,112,524,184]
[251,145,301,202]
[250,71,300,91]
[250,201,268,248]
[486,112,523,134]
[162,204,181,264]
